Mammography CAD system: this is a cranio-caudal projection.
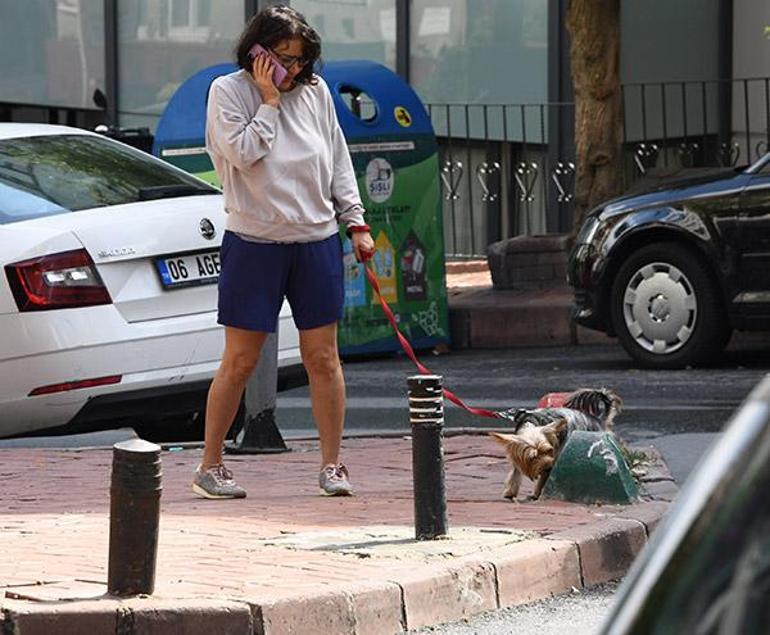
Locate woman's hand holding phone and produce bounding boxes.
[249,47,281,108]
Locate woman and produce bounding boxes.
[193,5,374,499]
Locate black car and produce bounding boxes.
[568,152,770,368]
[600,373,770,633]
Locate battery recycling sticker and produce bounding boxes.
[394,106,412,127]
[400,230,427,301]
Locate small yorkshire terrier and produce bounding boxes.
[490,388,621,501]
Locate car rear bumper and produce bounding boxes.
[38,378,216,437]
[0,305,301,437]
[14,362,308,439]
[0,356,222,438]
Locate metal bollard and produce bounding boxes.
[408,374,448,540]
[107,439,162,596]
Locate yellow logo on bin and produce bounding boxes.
[394,106,412,128]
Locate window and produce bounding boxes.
[168,0,210,42]
[292,0,396,71]
[117,0,243,131]
[0,134,215,224]
[409,0,548,107]
[342,18,355,39]
[0,0,105,110]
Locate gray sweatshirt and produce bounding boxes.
[205,69,366,242]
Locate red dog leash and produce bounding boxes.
[363,263,501,420]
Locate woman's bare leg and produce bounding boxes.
[201,326,268,469]
[299,322,345,467]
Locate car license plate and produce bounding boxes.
[155,250,220,289]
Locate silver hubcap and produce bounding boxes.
[622,262,697,355]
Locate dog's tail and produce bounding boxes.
[563,388,622,429]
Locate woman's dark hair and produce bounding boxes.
[235,5,321,86]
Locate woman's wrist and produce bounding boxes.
[346,224,370,238]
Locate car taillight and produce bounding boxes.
[5,249,112,311]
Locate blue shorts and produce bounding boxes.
[217,231,344,332]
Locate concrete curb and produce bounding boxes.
[0,502,671,635]
[0,599,255,635]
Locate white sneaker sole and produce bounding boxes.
[318,487,354,497]
[192,483,246,499]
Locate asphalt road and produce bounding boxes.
[279,340,770,438]
[277,339,769,485]
[407,581,620,635]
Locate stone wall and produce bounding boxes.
[486,234,570,291]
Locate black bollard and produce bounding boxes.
[107,439,162,596]
[408,374,448,540]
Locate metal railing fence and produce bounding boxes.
[428,102,575,258]
[427,76,770,259]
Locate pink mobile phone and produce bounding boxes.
[247,44,289,86]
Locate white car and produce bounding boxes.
[0,123,301,438]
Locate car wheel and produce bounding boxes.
[610,242,728,368]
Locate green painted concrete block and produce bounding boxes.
[541,431,639,505]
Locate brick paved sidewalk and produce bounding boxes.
[0,435,672,634]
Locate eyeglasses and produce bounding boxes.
[269,48,307,70]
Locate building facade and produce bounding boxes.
[1,0,768,256]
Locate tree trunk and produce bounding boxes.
[566,0,624,232]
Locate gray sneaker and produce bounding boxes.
[192,463,247,499]
[319,463,353,496]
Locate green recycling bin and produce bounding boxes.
[321,61,449,355]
